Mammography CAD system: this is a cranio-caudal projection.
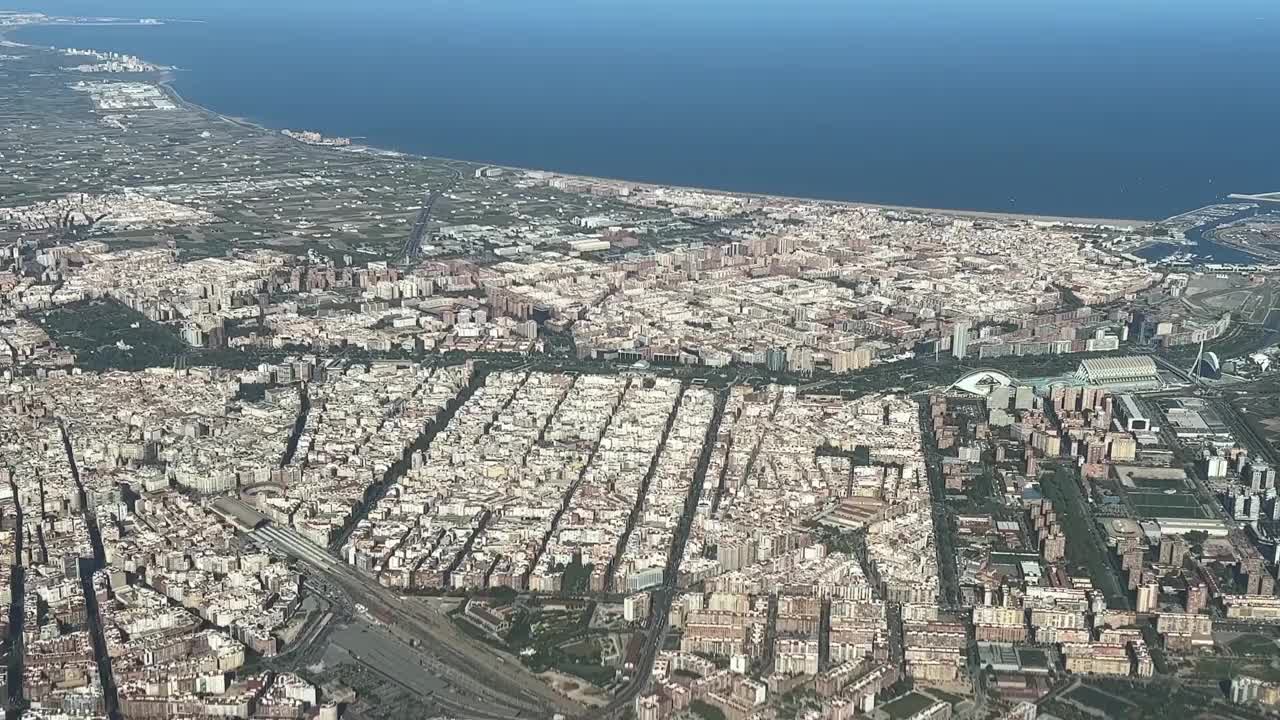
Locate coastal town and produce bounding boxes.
[5,10,1280,720]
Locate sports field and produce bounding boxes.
[1127,490,1210,519]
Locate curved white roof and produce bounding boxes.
[949,369,1015,396]
[1078,355,1158,382]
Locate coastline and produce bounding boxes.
[502,168,1158,228]
[165,80,1160,230]
[3,22,1159,228]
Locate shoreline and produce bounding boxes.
[171,84,1161,230]
[0,21,1187,230]
[498,168,1158,228]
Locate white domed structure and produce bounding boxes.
[949,369,1016,396]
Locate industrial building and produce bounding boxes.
[1114,394,1156,433]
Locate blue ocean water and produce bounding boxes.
[9,0,1280,220]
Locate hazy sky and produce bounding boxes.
[13,0,1277,25]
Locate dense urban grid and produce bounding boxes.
[4,10,1280,720]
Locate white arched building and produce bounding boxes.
[948,369,1016,397]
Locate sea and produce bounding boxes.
[8,0,1280,223]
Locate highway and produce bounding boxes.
[1149,351,1200,386]
[399,168,462,262]
[249,523,580,719]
